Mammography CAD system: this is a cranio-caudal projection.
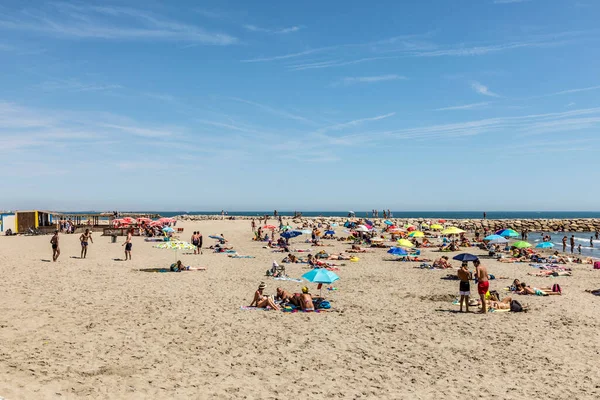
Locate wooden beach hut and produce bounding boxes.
[14,210,57,233]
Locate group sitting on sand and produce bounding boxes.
[248,282,324,311]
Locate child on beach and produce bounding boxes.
[578,244,582,254]
[457,262,471,312]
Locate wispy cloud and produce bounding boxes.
[566,102,576,108]
[37,78,122,92]
[435,102,489,111]
[289,56,400,71]
[324,107,600,145]
[244,24,302,34]
[0,3,237,45]
[332,74,407,87]
[226,97,317,125]
[317,113,396,134]
[471,81,500,97]
[551,84,600,96]
[242,48,332,63]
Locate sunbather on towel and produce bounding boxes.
[515,282,560,296]
[327,253,351,260]
[586,289,600,295]
[528,270,572,277]
[249,282,280,310]
[346,245,371,253]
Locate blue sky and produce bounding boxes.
[1,0,599,211]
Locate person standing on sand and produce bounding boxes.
[570,235,575,254]
[51,230,60,262]
[251,219,256,232]
[80,228,93,259]
[457,262,471,312]
[123,228,133,260]
[192,231,198,254]
[197,231,203,253]
[562,236,567,253]
[474,259,489,314]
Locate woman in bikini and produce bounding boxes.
[249,282,280,310]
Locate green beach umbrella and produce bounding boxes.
[512,241,531,249]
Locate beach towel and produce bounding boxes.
[138,267,206,273]
[229,255,255,258]
[240,306,269,311]
[273,277,303,282]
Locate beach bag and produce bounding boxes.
[510,300,523,312]
[318,300,331,309]
[552,284,562,294]
[594,261,600,270]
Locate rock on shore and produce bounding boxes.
[174,215,600,232]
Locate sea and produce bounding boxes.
[529,232,600,259]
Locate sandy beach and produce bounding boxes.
[1,218,599,399]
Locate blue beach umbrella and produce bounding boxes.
[384,220,393,226]
[452,253,479,262]
[536,242,555,249]
[387,247,408,256]
[496,229,519,238]
[325,230,335,235]
[302,268,340,284]
[162,226,174,233]
[209,235,224,240]
[484,234,505,241]
[282,230,302,239]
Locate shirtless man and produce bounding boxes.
[562,236,567,253]
[50,230,60,262]
[122,228,133,260]
[457,262,471,312]
[80,228,93,259]
[474,259,489,314]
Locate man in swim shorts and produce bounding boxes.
[50,230,60,262]
[80,228,93,259]
[474,259,489,314]
[457,262,471,312]
[122,228,133,260]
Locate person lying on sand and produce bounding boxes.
[346,245,371,253]
[515,282,560,296]
[250,282,280,310]
[528,270,572,277]
[327,253,351,260]
[585,289,600,295]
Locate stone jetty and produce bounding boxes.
[175,214,600,233]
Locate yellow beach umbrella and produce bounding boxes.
[441,227,465,235]
[397,239,415,248]
[408,231,424,238]
[430,224,443,230]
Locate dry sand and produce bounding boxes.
[1,219,599,399]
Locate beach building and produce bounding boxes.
[0,212,15,233]
[14,210,57,233]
